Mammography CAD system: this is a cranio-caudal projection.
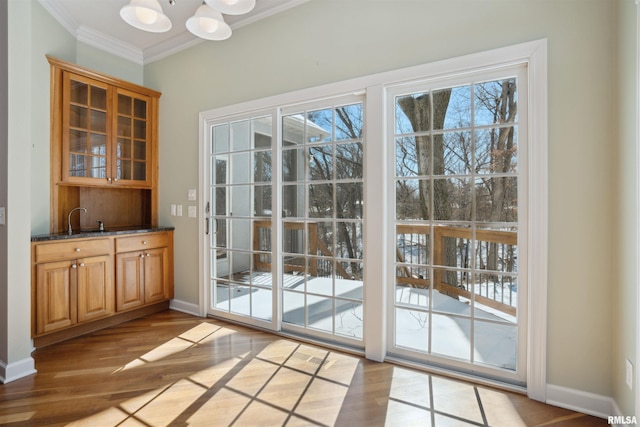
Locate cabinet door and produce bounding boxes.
[143,247,168,304]
[116,251,144,311]
[77,255,114,322]
[113,88,153,188]
[61,72,112,185]
[36,260,77,334]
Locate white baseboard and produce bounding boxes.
[546,384,614,419]
[0,357,37,384]
[169,299,202,317]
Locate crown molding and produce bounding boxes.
[39,0,310,65]
[77,25,144,65]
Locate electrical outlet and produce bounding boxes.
[188,189,197,201]
[176,204,183,216]
[626,358,633,390]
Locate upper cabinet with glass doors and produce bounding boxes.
[48,56,161,233]
[51,57,159,189]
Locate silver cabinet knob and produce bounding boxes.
[75,248,81,252]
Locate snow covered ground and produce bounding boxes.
[215,272,516,371]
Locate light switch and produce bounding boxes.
[176,204,183,216]
[188,205,197,218]
[170,204,176,216]
[0,207,5,225]
[188,189,197,201]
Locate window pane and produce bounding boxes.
[438,85,470,130]
[396,136,425,177]
[442,131,471,175]
[307,109,332,143]
[282,148,304,182]
[475,127,517,174]
[335,143,363,179]
[474,78,518,126]
[212,124,229,153]
[396,179,430,221]
[309,145,333,181]
[433,177,472,221]
[395,92,429,134]
[335,103,363,140]
[309,184,333,218]
[254,151,272,183]
[475,177,518,222]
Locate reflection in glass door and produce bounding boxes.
[390,70,527,384]
[209,116,274,324]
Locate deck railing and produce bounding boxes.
[252,221,517,316]
[397,224,517,316]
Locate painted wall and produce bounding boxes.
[144,0,619,398]
[614,0,638,417]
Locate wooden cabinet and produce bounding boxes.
[32,230,173,340]
[115,232,173,312]
[60,73,154,188]
[33,239,114,335]
[48,56,160,233]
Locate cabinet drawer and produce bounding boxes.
[116,233,170,253]
[35,238,111,263]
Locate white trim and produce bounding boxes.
[526,39,549,402]
[0,357,36,384]
[363,84,386,362]
[546,384,613,419]
[169,299,202,317]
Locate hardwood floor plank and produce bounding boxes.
[0,310,608,426]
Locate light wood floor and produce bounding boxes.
[0,310,607,426]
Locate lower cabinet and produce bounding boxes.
[116,246,171,311]
[33,239,114,335]
[32,230,173,340]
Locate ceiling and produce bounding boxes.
[38,0,308,65]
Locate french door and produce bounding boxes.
[387,65,528,385]
[207,114,275,328]
[206,95,365,348]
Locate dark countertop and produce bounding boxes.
[31,226,175,242]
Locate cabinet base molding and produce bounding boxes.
[33,301,170,348]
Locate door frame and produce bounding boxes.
[197,39,548,400]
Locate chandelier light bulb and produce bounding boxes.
[135,8,158,25]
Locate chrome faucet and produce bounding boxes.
[67,207,87,235]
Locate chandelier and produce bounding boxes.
[120,0,256,41]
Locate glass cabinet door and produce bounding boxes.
[60,73,152,188]
[62,73,111,184]
[112,88,152,187]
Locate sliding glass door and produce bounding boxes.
[280,99,364,344]
[208,115,275,326]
